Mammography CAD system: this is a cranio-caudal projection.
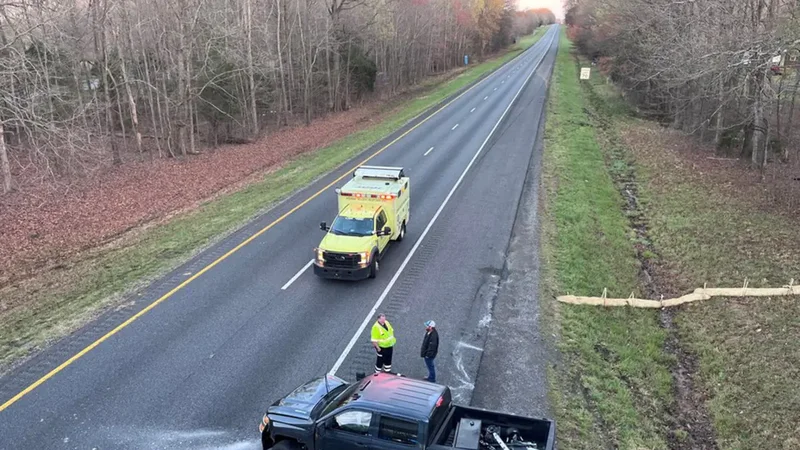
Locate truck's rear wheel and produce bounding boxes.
[397,222,406,242]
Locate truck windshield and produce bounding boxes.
[319,382,362,417]
[330,217,374,236]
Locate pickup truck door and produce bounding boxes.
[317,408,377,450]
[375,209,390,253]
[373,414,426,449]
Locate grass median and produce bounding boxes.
[0,27,549,375]
[540,29,674,449]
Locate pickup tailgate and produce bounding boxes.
[430,405,554,450]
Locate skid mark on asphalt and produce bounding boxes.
[449,273,500,404]
[457,342,484,352]
[451,341,482,403]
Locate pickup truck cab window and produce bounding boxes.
[378,415,419,446]
[332,409,372,435]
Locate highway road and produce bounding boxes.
[0,25,560,449]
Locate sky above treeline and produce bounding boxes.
[517,0,564,19]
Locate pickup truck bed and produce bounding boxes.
[431,405,554,450]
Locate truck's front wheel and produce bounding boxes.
[369,257,379,279]
[271,439,303,450]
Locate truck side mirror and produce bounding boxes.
[321,417,335,430]
[320,222,328,231]
[383,226,391,236]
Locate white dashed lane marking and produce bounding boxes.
[281,260,314,290]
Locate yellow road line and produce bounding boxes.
[0,56,513,412]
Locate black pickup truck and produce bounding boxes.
[258,372,555,450]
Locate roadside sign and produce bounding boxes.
[580,67,591,80]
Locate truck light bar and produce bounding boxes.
[353,165,405,180]
[340,192,399,199]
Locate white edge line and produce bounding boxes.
[452,124,459,130]
[329,29,555,377]
[424,147,434,156]
[281,259,314,290]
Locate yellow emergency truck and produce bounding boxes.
[313,165,410,280]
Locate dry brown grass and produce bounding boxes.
[619,119,800,450]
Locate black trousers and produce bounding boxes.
[375,345,393,372]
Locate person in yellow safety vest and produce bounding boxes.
[371,313,396,373]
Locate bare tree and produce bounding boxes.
[0,0,552,193]
[566,0,799,169]
[0,121,10,193]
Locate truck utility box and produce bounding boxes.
[313,165,410,280]
[453,418,482,448]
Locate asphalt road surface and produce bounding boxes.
[0,26,560,450]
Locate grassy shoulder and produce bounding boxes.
[0,27,549,374]
[617,100,800,448]
[540,30,674,449]
[544,28,800,450]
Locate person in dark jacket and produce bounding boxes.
[420,320,439,382]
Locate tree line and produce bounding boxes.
[0,0,555,193]
[565,0,800,170]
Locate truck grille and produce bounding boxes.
[323,251,361,268]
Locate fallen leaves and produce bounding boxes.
[0,103,386,284]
